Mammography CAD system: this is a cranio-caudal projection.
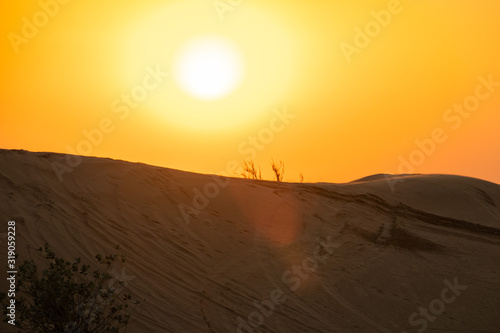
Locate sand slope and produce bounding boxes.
[0,149,499,332]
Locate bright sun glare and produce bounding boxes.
[173,36,245,101]
[125,1,295,130]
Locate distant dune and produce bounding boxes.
[0,149,499,332]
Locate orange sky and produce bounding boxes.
[1,0,500,184]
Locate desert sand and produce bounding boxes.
[0,149,499,332]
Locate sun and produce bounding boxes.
[173,36,245,101]
[123,1,297,130]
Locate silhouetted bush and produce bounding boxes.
[271,159,285,182]
[241,160,262,180]
[1,243,141,333]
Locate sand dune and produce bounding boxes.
[1,149,499,332]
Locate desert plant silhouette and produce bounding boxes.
[271,159,285,182]
[241,160,262,180]
[1,243,141,333]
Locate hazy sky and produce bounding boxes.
[2,0,500,184]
